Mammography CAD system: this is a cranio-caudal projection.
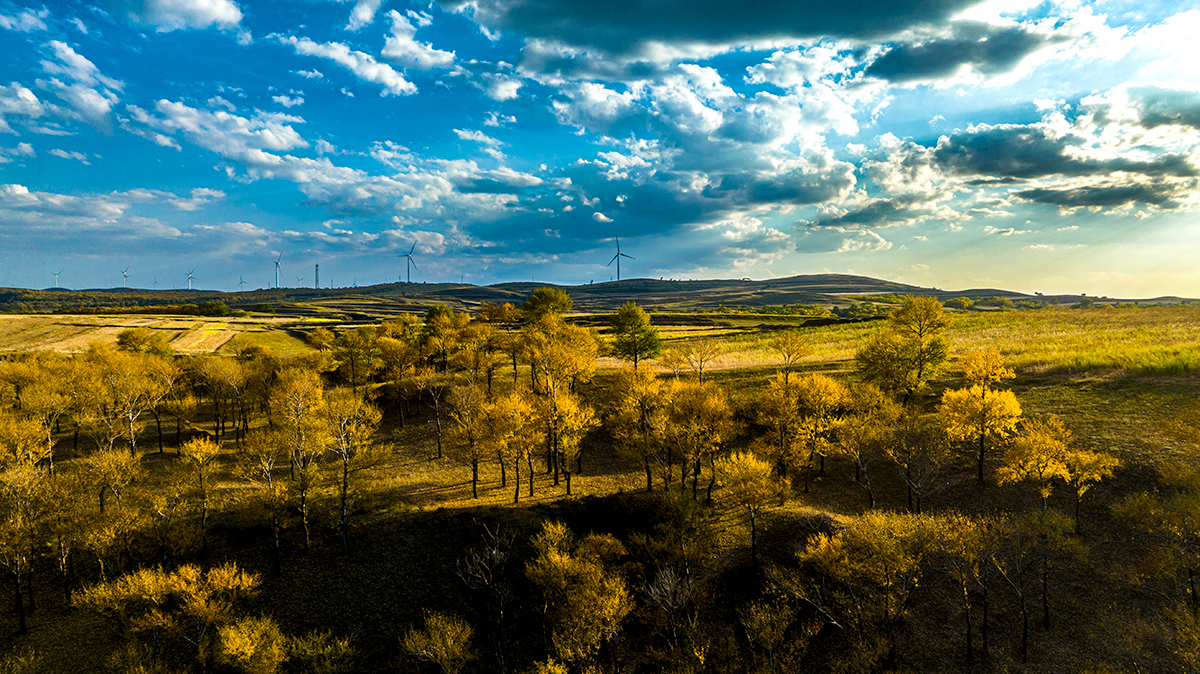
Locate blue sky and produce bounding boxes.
[1,0,1198,296]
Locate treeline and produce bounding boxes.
[0,291,1196,672]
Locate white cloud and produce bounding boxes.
[48,148,89,164]
[837,229,892,252]
[0,83,45,133]
[125,0,243,32]
[39,41,123,128]
[984,226,1029,236]
[484,111,516,127]
[0,8,48,32]
[592,212,613,223]
[345,0,383,31]
[294,69,324,79]
[454,128,501,147]
[272,95,304,108]
[276,35,416,96]
[381,10,455,69]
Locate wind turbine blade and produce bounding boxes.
[409,243,416,255]
[622,254,635,260]
[410,259,417,269]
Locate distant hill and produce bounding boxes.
[0,274,1188,315]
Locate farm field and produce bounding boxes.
[0,314,317,355]
[0,296,1199,673]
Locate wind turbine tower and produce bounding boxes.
[274,252,282,289]
[315,264,319,289]
[238,276,247,291]
[400,243,417,283]
[187,269,195,290]
[296,276,304,288]
[607,236,634,282]
[52,270,62,287]
[121,267,130,288]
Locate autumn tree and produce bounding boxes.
[526,521,633,670]
[719,451,784,566]
[402,612,475,674]
[799,510,936,668]
[448,382,490,499]
[524,314,600,483]
[836,383,899,509]
[333,325,381,392]
[936,512,1003,663]
[75,562,261,668]
[883,411,953,513]
[0,409,50,632]
[486,390,535,503]
[272,367,330,551]
[665,381,738,500]
[610,301,663,370]
[216,616,288,674]
[682,338,720,384]
[609,367,671,491]
[322,388,384,552]
[180,436,221,529]
[793,373,849,491]
[769,330,812,383]
[240,429,288,572]
[940,385,1022,485]
[116,327,174,358]
[855,295,950,404]
[757,372,802,479]
[1062,446,1118,534]
[416,367,449,459]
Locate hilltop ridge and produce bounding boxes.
[0,273,1187,315]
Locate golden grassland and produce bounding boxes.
[3,304,1200,672]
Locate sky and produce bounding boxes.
[1,0,1199,297]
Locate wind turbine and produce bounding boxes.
[273,252,282,289]
[607,236,634,282]
[51,270,62,287]
[295,276,305,287]
[238,276,247,291]
[399,243,417,283]
[187,269,195,290]
[121,267,130,288]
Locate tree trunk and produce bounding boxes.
[13,571,26,634]
[1041,550,1050,628]
[513,458,520,504]
[963,586,973,664]
[472,459,479,499]
[340,460,350,554]
[977,433,986,485]
[565,469,572,496]
[527,454,534,498]
[499,451,506,488]
[750,508,758,567]
[644,458,653,492]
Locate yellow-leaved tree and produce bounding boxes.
[322,387,384,552]
[608,367,672,491]
[718,451,785,566]
[940,385,1022,485]
[526,521,633,671]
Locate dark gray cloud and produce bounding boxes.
[444,0,977,56]
[865,21,1071,83]
[932,124,1198,180]
[1013,181,1191,209]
